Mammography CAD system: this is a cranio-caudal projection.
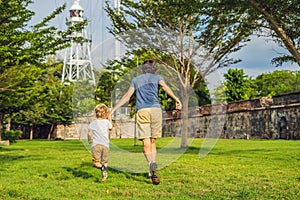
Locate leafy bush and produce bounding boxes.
[2,130,22,143]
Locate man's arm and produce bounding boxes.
[110,87,135,115]
[107,113,113,131]
[159,80,182,110]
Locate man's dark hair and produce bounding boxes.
[142,59,158,74]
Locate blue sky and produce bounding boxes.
[29,0,299,82]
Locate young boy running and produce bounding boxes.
[88,103,113,182]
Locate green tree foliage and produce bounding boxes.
[212,85,227,104]
[222,0,300,67]
[2,130,22,143]
[224,68,254,102]
[215,69,300,104]
[12,62,73,140]
[0,0,70,140]
[95,51,140,108]
[0,0,67,69]
[295,71,300,92]
[249,0,300,67]
[0,65,45,140]
[191,69,211,106]
[72,80,96,119]
[105,0,254,147]
[37,62,73,139]
[96,47,211,116]
[254,70,298,97]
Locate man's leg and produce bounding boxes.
[143,138,160,185]
[142,138,152,164]
[143,138,157,163]
[150,138,157,163]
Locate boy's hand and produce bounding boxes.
[87,131,93,144]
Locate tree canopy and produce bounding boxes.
[254,70,299,97]
[222,0,300,67]
[105,0,256,147]
[216,69,300,103]
[2,0,300,141]
[224,68,253,102]
[0,0,71,140]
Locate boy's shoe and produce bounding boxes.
[150,162,160,185]
[100,165,105,171]
[102,166,108,182]
[93,162,102,169]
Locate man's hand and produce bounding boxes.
[176,100,182,110]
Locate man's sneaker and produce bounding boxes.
[151,173,160,185]
[150,162,157,174]
[150,162,160,185]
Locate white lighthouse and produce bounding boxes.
[62,0,96,85]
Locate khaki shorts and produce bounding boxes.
[136,107,162,139]
[92,144,109,166]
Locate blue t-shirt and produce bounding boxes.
[88,119,112,148]
[130,73,164,111]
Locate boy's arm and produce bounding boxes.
[87,130,93,144]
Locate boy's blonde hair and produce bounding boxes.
[94,104,110,119]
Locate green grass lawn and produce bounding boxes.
[0,138,299,200]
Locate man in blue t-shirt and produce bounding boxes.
[111,59,181,185]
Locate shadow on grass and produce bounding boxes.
[64,162,149,184]
[183,146,274,156]
[0,147,25,152]
[63,166,94,179]
[108,167,150,184]
[208,148,273,155]
[0,155,28,162]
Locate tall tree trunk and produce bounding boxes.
[48,122,55,141]
[0,112,4,141]
[6,116,11,131]
[181,87,190,148]
[29,127,33,141]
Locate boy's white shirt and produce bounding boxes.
[88,119,112,148]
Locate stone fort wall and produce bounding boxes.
[163,92,300,140]
[55,92,300,140]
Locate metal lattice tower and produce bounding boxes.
[62,0,95,85]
